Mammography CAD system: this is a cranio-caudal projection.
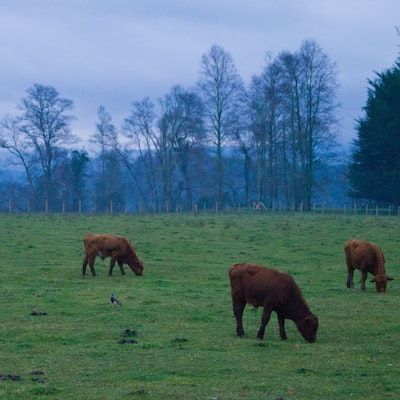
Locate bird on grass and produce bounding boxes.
[111,293,122,306]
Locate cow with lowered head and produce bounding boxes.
[229,263,318,343]
[82,234,144,277]
[345,239,393,293]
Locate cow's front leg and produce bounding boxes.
[277,313,287,340]
[257,306,273,340]
[346,268,355,289]
[232,296,246,337]
[118,260,125,275]
[108,257,117,276]
[82,255,88,276]
[361,271,368,291]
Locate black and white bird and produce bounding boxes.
[111,293,122,306]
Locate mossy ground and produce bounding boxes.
[0,213,399,399]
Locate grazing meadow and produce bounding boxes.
[0,213,399,400]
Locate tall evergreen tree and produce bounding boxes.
[349,59,400,204]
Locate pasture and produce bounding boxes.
[0,213,399,399]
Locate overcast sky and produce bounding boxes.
[0,0,399,146]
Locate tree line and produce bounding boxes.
[0,40,349,213]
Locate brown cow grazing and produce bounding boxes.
[229,263,318,343]
[82,234,144,277]
[345,239,393,293]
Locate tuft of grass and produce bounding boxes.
[0,213,399,399]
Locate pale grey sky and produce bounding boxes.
[0,0,399,145]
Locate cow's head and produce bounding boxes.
[370,274,393,293]
[131,258,144,276]
[297,314,319,343]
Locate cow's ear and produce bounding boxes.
[387,276,394,281]
[370,277,376,282]
[304,316,312,326]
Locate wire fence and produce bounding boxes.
[1,199,400,217]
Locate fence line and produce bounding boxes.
[2,199,400,217]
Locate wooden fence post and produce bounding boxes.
[110,200,113,215]
[365,204,368,216]
[79,199,82,214]
[27,199,30,213]
[375,205,378,216]
[62,200,66,215]
[45,199,48,214]
[354,204,357,215]
[343,204,346,214]
[8,199,12,213]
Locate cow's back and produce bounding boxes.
[345,239,384,272]
[84,234,127,254]
[229,263,294,307]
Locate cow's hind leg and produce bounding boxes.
[257,305,273,340]
[117,260,125,275]
[82,255,88,276]
[232,295,246,337]
[277,312,287,340]
[361,270,367,291]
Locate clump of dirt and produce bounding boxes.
[128,385,146,395]
[171,337,188,343]
[31,377,48,383]
[123,328,137,337]
[117,338,138,345]
[0,374,22,381]
[30,370,47,383]
[31,311,47,316]
[30,370,45,375]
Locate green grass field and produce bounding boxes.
[0,213,399,400]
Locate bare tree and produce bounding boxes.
[90,106,126,212]
[17,84,77,209]
[278,41,338,209]
[159,85,205,209]
[0,115,36,192]
[300,39,338,209]
[123,98,160,211]
[90,105,116,210]
[198,45,245,206]
[249,58,283,206]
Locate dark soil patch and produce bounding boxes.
[0,374,22,381]
[30,370,45,375]
[31,377,48,383]
[123,328,137,337]
[31,311,47,316]
[117,338,138,344]
[171,337,188,343]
